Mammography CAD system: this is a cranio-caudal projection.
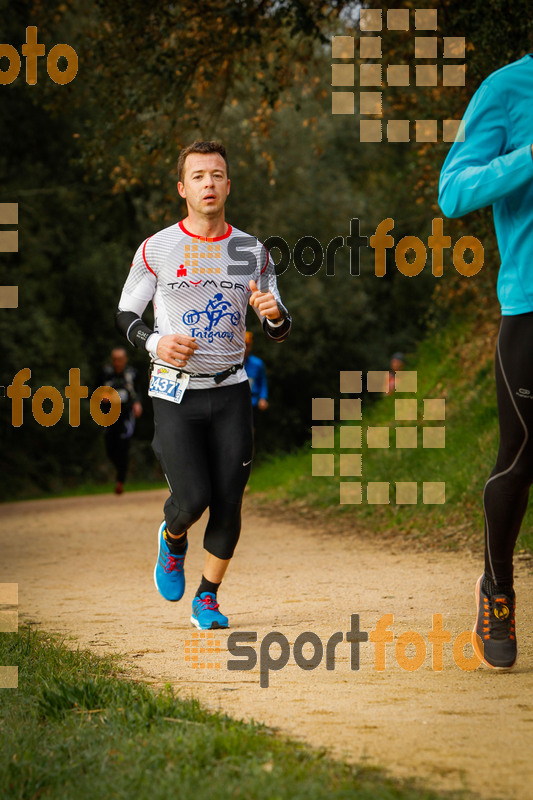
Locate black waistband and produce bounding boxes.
[152,362,243,385]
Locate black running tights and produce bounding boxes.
[483,312,533,586]
[151,381,253,560]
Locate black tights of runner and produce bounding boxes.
[104,428,131,484]
[152,381,253,560]
[483,312,533,587]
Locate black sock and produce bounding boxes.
[196,576,220,598]
[164,529,187,555]
[496,582,515,598]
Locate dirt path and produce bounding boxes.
[1,489,532,799]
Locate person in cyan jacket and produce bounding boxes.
[439,54,533,670]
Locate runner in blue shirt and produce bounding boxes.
[439,54,533,669]
[244,331,269,427]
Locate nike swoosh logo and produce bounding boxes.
[243,460,252,466]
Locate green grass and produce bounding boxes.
[49,479,168,499]
[3,479,168,503]
[0,627,464,800]
[248,314,533,555]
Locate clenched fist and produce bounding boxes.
[156,333,199,368]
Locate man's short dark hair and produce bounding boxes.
[177,140,229,183]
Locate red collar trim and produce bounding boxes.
[179,219,232,242]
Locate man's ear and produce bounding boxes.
[226,179,231,197]
[177,181,186,199]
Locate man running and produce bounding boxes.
[115,140,291,630]
[439,54,533,669]
[100,346,143,495]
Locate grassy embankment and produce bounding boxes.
[248,312,533,555]
[0,626,460,800]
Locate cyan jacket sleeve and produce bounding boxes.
[439,82,533,218]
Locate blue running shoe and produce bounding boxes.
[191,592,229,630]
[153,521,187,601]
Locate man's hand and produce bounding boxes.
[156,334,199,368]
[133,401,143,419]
[258,398,269,411]
[248,279,282,321]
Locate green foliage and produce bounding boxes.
[249,310,532,555]
[1,0,526,496]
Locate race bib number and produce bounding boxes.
[148,366,190,404]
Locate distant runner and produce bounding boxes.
[439,54,533,669]
[386,351,405,395]
[244,330,269,429]
[115,140,291,630]
[100,346,142,495]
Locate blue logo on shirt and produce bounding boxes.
[183,293,241,332]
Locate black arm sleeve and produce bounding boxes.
[115,310,153,350]
[262,313,292,342]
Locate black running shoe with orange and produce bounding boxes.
[473,575,517,669]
